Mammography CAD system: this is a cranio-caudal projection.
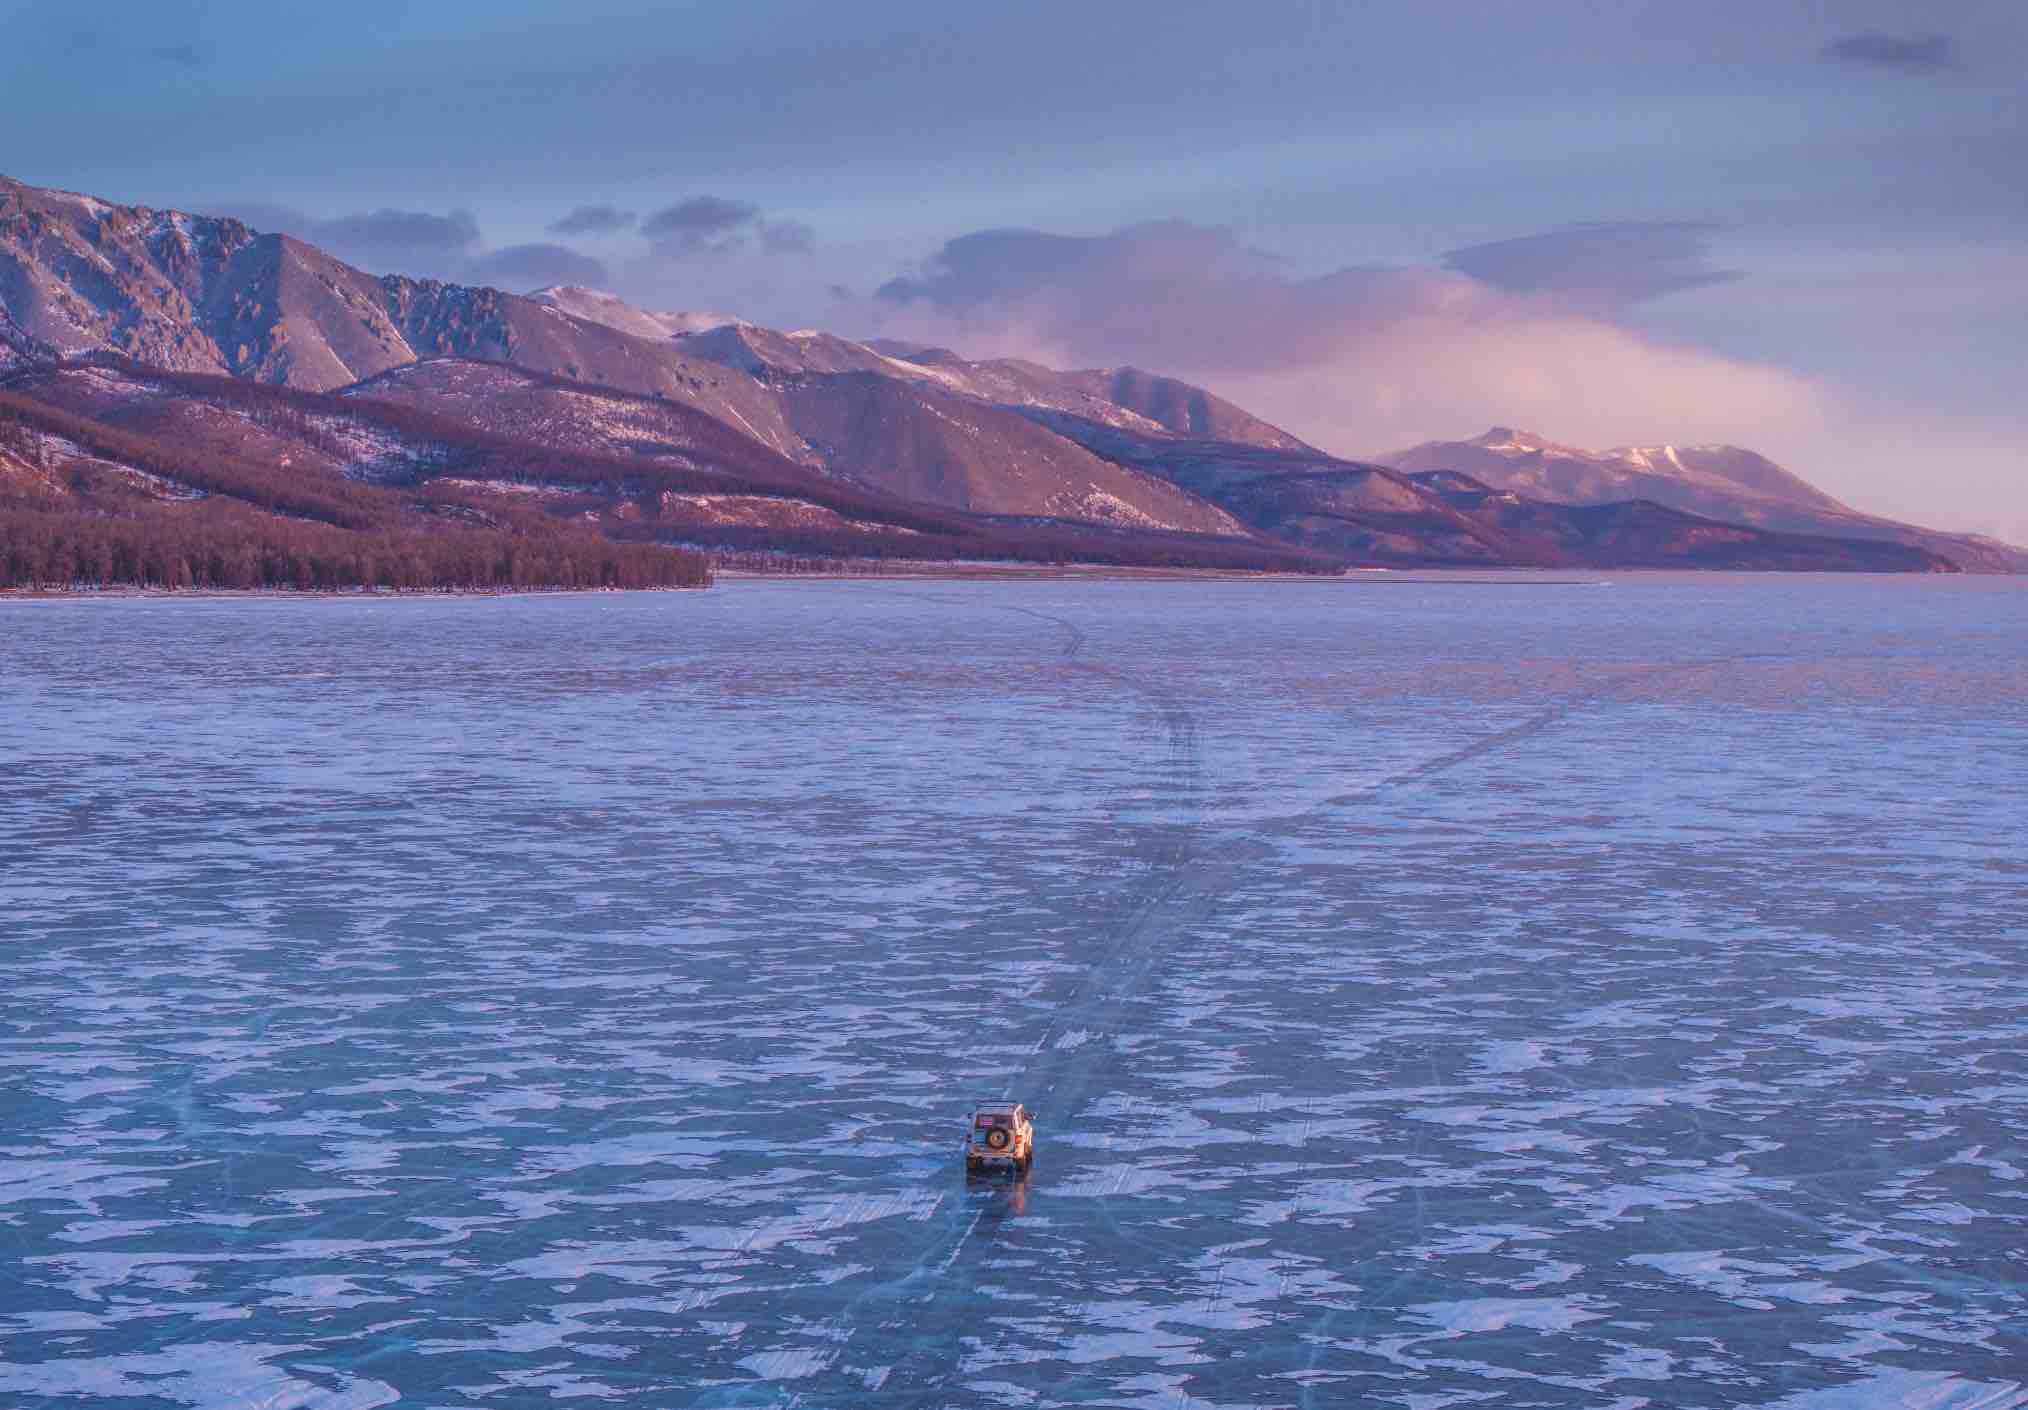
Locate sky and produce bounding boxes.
[4,0,2023,539]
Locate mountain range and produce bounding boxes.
[4,173,2017,580]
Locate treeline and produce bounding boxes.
[710,550,854,575]
[625,520,1336,574]
[0,502,708,591]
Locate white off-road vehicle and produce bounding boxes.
[965,1101,1034,1174]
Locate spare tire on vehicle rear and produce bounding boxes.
[985,1127,1010,1150]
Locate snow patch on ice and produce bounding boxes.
[1406,1296,1607,1334]
[0,1341,400,1408]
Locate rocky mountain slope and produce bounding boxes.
[1381,428,2026,572]
[541,287,1307,449]
[2,356,1320,576]
[331,358,1241,533]
[4,358,974,540]
[0,176,803,450]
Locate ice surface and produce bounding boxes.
[1,574,2025,1407]
[1753,1370,2027,1410]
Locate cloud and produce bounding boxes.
[640,196,813,256]
[871,220,1825,458]
[215,202,312,236]
[312,208,482,268]
[468,242,610,289]
[642,196,760,254]
[549,204,637,237]
[879,223,1266,312]
[1442,222,1742,310]
[761,219,817,255]
[217,201,603,291]
[1820,31,1955,74]
[217,202,478,271]
[876,221,1441,373]
[21,14,202,70]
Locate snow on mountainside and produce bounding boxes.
[0,175,422,386]
[0,301,37,367]
[677,322,933,381]
[526,286,736,340]
[1380,427,2027,572]
[1386,428,1851,515]
[861,343,1311,450]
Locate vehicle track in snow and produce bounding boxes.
[761,591,1214,1407]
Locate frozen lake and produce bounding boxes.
[2,574,2025,1408]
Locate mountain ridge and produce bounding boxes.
[0,178,1294,536]
[1023,412,1954,573]
[2,173,2007,574]
[1379,427,2025,572]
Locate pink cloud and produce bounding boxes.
[869,221,1829,460]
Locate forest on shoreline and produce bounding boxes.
[1,383,717,591]
[0,502,709,592]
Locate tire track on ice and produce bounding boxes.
[770,592,1213,1408]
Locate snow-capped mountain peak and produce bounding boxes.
[1468,426,1573,455]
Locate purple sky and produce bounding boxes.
[4,0,2022,538]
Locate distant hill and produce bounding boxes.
[1028,414,1955,572]
[1380,428,2027,572]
